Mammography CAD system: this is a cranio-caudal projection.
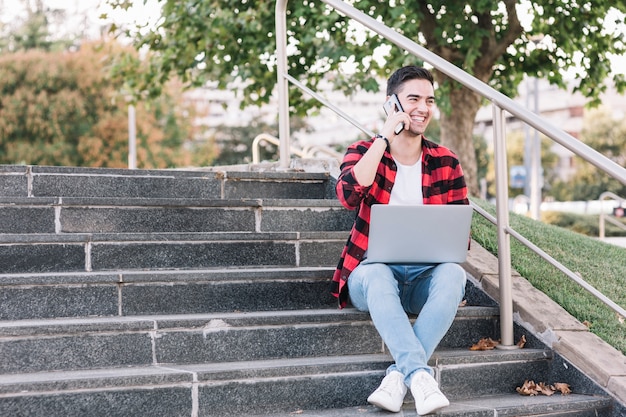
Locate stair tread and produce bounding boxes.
[0,354,388,388]
[0,230,349,243]
[0,196,344,207]
[0,306,500,333]
[255,393,612,416]
[0,265,336,284]
[0,348,554,390]
[1,368,610,417]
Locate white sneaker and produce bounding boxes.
[367,370,407,412]
[410,371,450,415]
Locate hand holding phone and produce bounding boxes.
[383,94,405,135]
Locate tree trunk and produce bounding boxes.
[437,76,483,197]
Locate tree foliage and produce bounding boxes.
[0,41,215,168]
[105,0,626,194]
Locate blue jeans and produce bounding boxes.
[348,262,466,386]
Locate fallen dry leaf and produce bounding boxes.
[553,382,572,395]
[616,313,625,324]
[470,337,500,351]
[516,380,538,396]
[582,320,592,328]
[537,382,555,396]
[459,299,467,307]
[516,380,571,396]
[517,335,527,348]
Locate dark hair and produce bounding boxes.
[386,66,434,96]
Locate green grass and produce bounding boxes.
[470,198,626,355]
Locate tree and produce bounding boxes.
[105,0,626,195]
[549,107,626,201]
[0,41,215,168]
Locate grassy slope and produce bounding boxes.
[470,198,626,355]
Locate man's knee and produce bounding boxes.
[349,263,398,311]
[353,263,395,284]
[351,263,398,295]
[432,263,466,298]
[436,263,465,281]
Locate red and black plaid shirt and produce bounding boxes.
[331,137,469,308]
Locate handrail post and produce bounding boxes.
[128,104,137,169]
[275,0,290,170]
[493,104,516,349]
[599,191,626,239]
[599,211,606,239]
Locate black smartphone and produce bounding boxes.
[383,94,405,135]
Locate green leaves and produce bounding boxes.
[103,0,626,189]
[99,1,624,109]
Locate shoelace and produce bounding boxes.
[416,374,439,399]
[377,375,404,395]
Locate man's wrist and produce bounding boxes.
[375,134,390,148]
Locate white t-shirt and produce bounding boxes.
[389,158,423,205]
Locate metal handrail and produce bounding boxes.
[301,144,343,160]
[252,133,305,164]
[283,73,375,139]
[599,191,626,239]
[251,133,341,163]
[275,0,626,346]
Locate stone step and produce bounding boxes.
[0,267,338,320]
[0,352,610,417]
[261,395,613,417]
[0,231,347,274]
[0,165,335,199]
[0,267,496,321]
[0,197,352,234]
[0,307,500,374]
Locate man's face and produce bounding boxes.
[395,78,436,137]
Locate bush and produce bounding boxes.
[0,42,212,168]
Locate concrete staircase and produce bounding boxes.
[0,165,620,416]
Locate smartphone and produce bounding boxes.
[383,94,405,135]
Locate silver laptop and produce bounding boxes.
[366,204,473,264]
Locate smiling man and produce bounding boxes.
[331,66,469,415]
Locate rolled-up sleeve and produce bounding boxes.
[336,167,371,210]
[335,141,373,210]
